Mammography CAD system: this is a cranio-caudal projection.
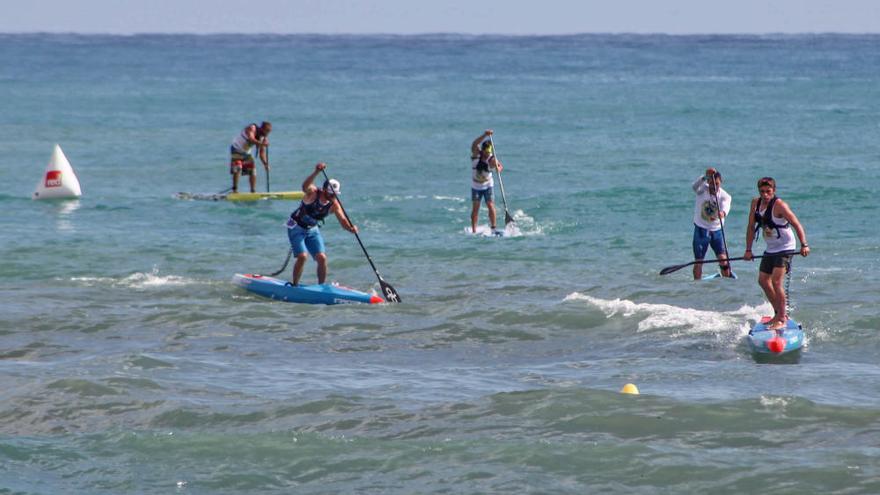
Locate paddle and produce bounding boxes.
[264,139,270,192]
[488,136,515,226]
[320,169,401,303]
[708,171,732,276]
[659,250,799,276]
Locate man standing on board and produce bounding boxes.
[230,121,271,193]
[286,162,358,286]
[691,167,733,279]
[470,129,503,234]
[744,177,810,330]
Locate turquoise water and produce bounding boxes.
[2,33,880,493]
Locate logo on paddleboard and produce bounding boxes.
[45,170,62,188]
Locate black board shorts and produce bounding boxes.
[759,253,792,275]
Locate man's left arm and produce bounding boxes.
[333,203,358,234]
[779,201,809,256]
[720,192,732,219]
[259,142,269,168]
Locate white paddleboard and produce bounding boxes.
[33,144,82,200]
[467,225,507,237]
[701,271,738,280]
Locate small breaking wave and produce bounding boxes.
[70,267,196,289]
[563,292,772,337]
[462,210,545,238]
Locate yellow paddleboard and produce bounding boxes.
[225,191,304,201]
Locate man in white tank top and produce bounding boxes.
[469,129,503,234]
[743,177,810,330]
[229,121,271,193]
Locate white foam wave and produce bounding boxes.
[759,395,792,410]
[508,209,544,236]
[381,194,471,203]
[563,292,773,336]
[433,195,465,202]
[381,194,429,202]
[461,210,545,238]
[71,267,195,289]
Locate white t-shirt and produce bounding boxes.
[692,176,731,231]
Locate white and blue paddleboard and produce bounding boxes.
[701,271,738,280]
[467,225,507,237]
[748,316,804,354]
[233,273,382,305]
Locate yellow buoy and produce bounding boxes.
[620,383,640,395]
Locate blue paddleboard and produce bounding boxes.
[748,316,804,354]
[232,273,382,305]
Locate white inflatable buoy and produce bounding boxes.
[33,144,82,200]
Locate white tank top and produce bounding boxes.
[758,199,796,253]
[231,126,255,153]
[471,156,494,190]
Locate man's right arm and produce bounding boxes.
[471,129,492,156]
[243,125,260,146]
[744,198,758,259]
[302,163,324,192]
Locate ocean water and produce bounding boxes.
[1,33,879,493]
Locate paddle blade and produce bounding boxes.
[379,278,401,303]
[504,209,515,225]
[659,264,686,276]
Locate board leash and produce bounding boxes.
[268,249,293,277]
[785,257,793,318]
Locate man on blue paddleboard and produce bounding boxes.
[286,162,358,286]
[691,167,733,279]
[470,129,503,235]
[230,121,271,193]
[744,177,810,330]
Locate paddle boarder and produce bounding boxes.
[744,177,810,330]
[286,163,358,286]
[230,121,271,193]
[691,167,733,279]
[470,130,503,234]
